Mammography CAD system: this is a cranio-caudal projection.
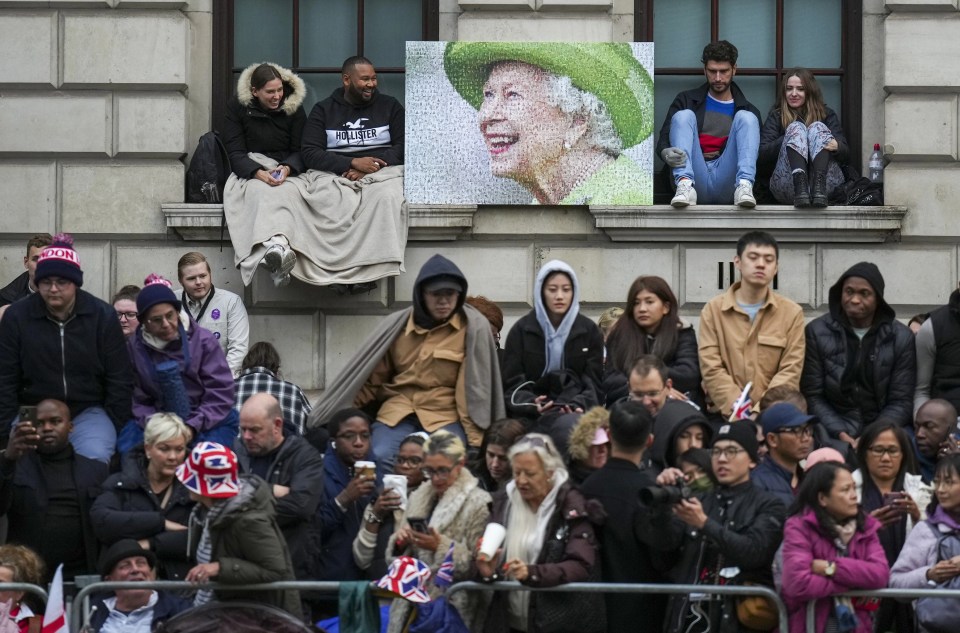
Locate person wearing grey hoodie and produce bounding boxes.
[801,262,916,455]
[501,260,604,456]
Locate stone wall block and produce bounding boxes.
[324,314,390,388]
[456,14,612,40]
[884,164,960,237]
[0,11,58,87]
[458,0,535,9]
[683,245,814,308]
[885,0,959,11]
[539,0,612,10]
[62,11,188,88]
[0,92,111,154]
[885,95,957,161]
[0,1,110,7]
[0,160,56,233]
[885,15,960,90]
[537,245,676,304]
[113,243,243,292]
[114,0,188,8]
[248,312,322,390]
[397,245,534,305]
[60,161,182,234]
[116,93,187,156]
[820,245,956,307]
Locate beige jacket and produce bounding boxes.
[699,282,805,418]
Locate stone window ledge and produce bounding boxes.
[591,205,909,243]
[163,203,907,243]
[162,203,479,242]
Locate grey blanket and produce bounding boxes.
[224,154,407,286]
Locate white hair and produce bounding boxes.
[144,412,192,446]
[507,433,567,477]
[543,72,622,156]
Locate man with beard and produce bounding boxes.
[0,398,109,580]
[657,40,762,208]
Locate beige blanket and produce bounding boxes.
[224,154,407,286]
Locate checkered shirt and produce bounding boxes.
[234,366,312,435]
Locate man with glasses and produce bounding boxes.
[642,421,785,633]
[0,234,131,462]
[802,262,915,456]
[751,402,817,505]
[234,393,323,581]
[119,273,238,454]
[309,254,504,471]
[627,355,672,416]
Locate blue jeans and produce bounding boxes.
[669,109,760,203]
[117,409,240,455]
[371,416,466,472]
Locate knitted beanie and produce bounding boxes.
[136,273,181,319]
[35,233,83,287]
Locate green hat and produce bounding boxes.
[443,41,654,148]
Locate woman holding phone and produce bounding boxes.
[386,431,491,630]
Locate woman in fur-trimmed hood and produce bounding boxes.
[223,61,307,181]
[566,406,610,485]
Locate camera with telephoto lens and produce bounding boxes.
[640,477,692,507]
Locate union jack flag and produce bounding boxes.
[434,540,456,588]
[376,556,432,603]
[729,382,753,421]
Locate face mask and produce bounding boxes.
[687,475,714,494]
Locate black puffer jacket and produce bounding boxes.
[758,106,849,173]
[639,481,786,633]
[222,62,307,179]
[801,263,915,444]
[503,312,604,416]
[89,449,195,580]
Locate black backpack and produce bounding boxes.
[185,131,230,203]
[828,165,884,206]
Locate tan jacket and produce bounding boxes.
[699,282,805,418]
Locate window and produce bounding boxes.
[212,0,439,130]
[635,0,861,202]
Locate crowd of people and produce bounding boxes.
[0,43,947,633]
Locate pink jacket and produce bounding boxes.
[780,509,889,633]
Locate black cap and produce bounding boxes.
[98,539,157,577]
[712,421,759,463]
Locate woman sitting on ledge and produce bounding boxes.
[758,68,848,209]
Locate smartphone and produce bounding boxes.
[271,169,283,179]
[408,517,429,534]
[18,405,37,425]
[881,492,904,507]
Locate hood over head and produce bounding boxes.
[236,62,306,116]
[567,406,610,463]
[649,399,713,469]
[412,254,467,329]
[828,261,894,326]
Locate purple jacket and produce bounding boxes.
[129,320,234,432]
[781,509,888,633]
[890,506,960,589]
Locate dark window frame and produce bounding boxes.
[211,0,439,132]
[634,0,862,175]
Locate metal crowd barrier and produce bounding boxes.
[0,582,48,604]
[448,580,789,633]
[805,587,960,632]
[69,580,340,633]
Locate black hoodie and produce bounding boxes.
[411,254,467,330]
[301,87,405,174]
[801,262,916,442]
[649,399,714,469]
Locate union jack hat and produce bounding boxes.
[376,556,432,603]
[176,442,240,499]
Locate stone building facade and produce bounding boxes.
[0,0,954,391]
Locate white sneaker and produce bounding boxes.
[734,180,756,208]
[271,271,292,287]
[261,244,296,276]
[671,179,697,208]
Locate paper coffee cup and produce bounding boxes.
[383,474,408,510]
[354,460,376,479]
[478,522,506,560]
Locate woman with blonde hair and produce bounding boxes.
[386,430,492,631]
[91,412,196,581]
[759,68,848,208]
[0,545,44,633]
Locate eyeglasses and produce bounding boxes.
[868,446,902,458]
[518,435,555,455]
[116,311,138,321]
[421,466,455,480]
[337,432,371,443]
[146,312,179,327]
[776,425,814,438]
[37,278,73,289]
[394,456,423,467]
[711,446,748,459]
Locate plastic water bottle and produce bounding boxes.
[869,143,884,183]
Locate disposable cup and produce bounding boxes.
[383,474,408,510]
[478,522,506,560]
